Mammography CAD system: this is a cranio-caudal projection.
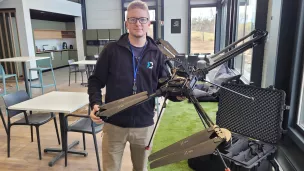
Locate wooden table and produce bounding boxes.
[0,57,50,95]
[8,91,89,167]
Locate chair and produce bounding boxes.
[0,64,19,96]
[29,57,57,98]
[68,59,87,86]
[64,105,103,171]
[1,90,60,160]
[85,56,96,78]
[187,55,200,67]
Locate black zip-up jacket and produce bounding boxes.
[88,33,170,128]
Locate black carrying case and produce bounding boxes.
[188,83,286,171]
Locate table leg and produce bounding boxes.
[22,62,29,95]
[44,113,87,167]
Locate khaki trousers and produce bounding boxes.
[101,123,154,171]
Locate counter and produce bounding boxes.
[35,49,78,68]
[36,49,77,54]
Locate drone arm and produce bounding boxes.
[204,29,268,72]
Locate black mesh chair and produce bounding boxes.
[187,55,200,67]
[1,109,7,135]
[64,105,103,171]
[68,59,87,86]
[1,90,60,160]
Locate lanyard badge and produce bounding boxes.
[128,40,147,94]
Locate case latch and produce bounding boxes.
[284,105,290,110]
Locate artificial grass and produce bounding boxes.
[148,100,218,171]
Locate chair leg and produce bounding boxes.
[31,125,33,142]
[35,126,42,160]
[81,72,84,84]
[29,70,33,98]
[69,72,71,86]
[92,133,101,171]
[51,68,57,91]
[7,125,10,158]
[3,78,6,95]
[15,75,19,91]
[75,71,77,83]
[82,133,86,150]
[38,70,44,95]
[53,116,60,145]
[0,110,7,135]
[30,111,33,142]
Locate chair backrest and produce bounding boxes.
[187,55,199,67]
[0,64,5,75]
[68,59,77,70]
[36,57,52,68]
[68,59,75,65]
[2,90,30,118]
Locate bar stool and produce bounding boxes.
[29,57,57,98]
[0,64,19,96]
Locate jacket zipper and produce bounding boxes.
[123,45,157,127]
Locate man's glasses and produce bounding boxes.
[127,17,149,24]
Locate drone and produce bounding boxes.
[95,29,268,171]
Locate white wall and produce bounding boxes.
[31,19,67,30]
[26,0,82,17]
[261,0,282,88]
[86,0,122,29]
[164,0,188,53]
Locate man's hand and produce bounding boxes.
[90,104,104,124]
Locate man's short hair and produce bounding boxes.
[127,0,150,19]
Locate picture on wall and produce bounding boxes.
[171,19,181,34]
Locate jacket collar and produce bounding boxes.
[116,33,159,51]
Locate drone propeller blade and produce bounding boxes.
[157,44,175,58]
[148,127,214,162]
[149,137,224,169]
[96,95,148,117]
[99,91,148,110]
[158,39,179,56]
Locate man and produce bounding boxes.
[88,1,175,170]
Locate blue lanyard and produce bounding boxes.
[128,40,147,93]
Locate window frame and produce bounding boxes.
[272,0,304,153]
[287,22,304,151]
[224,0,268,86]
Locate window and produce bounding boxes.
[234,0,257,81]
[190,7,216,54]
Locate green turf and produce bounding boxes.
[148,100,218,171]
